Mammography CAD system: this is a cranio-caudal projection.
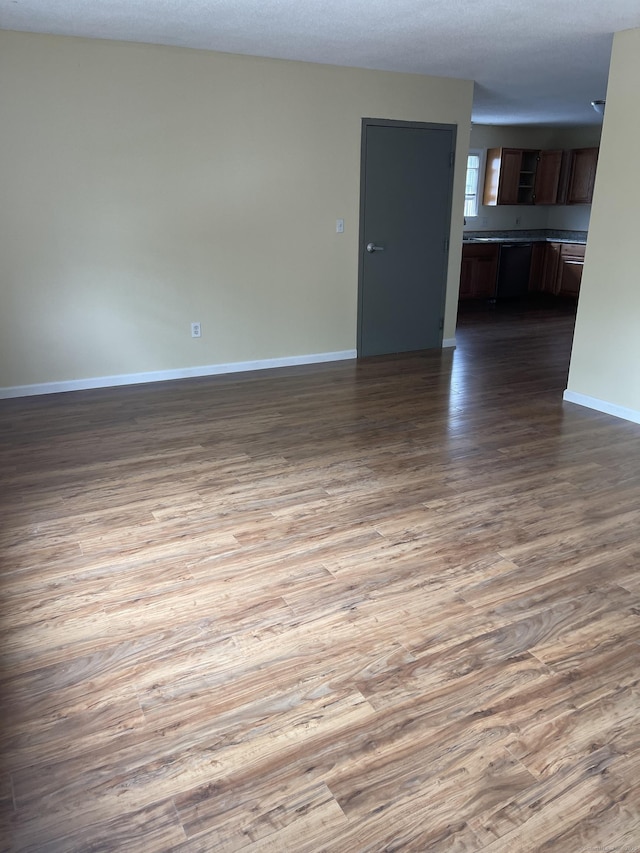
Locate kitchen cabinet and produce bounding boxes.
[528,241,560,293]
[534,150,563,205]
[541,243,562,293]
[484,148,562,206]
[484,148,539,205]
[465,239,586,303]
[528,242,547,291]
[555,151,572,205]
[567,148,599,204]
[528,242,585,296]
[557,243,585,296]
[459,243,499,300]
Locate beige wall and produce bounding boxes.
[565,27,640,418]
[0,31,473,391]
[467,124,602,233]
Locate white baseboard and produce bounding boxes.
[563,389,640,426]
[442,337,456,348]
[0,350,357,400]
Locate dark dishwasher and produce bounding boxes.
[496,243,533,299]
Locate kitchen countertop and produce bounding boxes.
[463,229,587,245]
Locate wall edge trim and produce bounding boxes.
[0,350,358,399]
[563,389,640,426]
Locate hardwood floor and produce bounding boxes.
[2,297,640,851]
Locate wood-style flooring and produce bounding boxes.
[2,297,640,852]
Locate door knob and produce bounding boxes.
[366,242,385,253]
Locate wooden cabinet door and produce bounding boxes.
[484,148,520,206]
[472,256,499,298]
[534,150,562,204]
[567,148,599,204]
[541,243,561,294]
[459,244,499,300]
[528,242,547,291]
[557,243,585,297]
[555,150,572,205]
[459,257,474,299]
[557,259,583,296]
[496,149,522,205]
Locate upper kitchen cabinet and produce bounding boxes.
[534,150,563,205]
[483,148,562,206]
[566,147,599,204]
[484,148,538,205]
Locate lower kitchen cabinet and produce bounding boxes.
[459,243,499,300]
[545,243,562,293]
[462,239,586,304]
[557,243,585,296]
[528,242,585,296]
[528,242,546,292]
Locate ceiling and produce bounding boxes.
[2,0,639,125]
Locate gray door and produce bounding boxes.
[357,120,456,357]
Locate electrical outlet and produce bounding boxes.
[336,218,344,233]
[191,322,201,338]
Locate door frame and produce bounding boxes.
[356,117,457,356]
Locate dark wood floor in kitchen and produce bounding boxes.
[2,296,640,852]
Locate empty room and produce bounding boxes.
[2,1,640,850]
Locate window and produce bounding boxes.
[464,149,483,218]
